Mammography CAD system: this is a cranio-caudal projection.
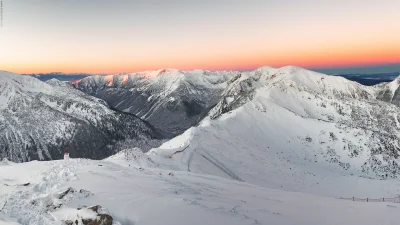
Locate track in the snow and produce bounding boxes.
[199,151,243,182]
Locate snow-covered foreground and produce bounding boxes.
[1,157,400,225]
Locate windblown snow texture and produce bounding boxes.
[0,71,160,162]
[1,156,400,225]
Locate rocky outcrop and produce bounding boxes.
[64,205,113,225]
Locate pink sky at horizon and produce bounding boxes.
[0,0,399,74]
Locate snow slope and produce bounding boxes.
[0,72,161,162]
[148,66,400,196]
[1,157,400,225]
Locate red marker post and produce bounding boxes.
[64,152,69,161]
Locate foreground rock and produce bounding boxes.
[64,205,113,225]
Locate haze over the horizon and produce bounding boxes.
[0,0,399,74]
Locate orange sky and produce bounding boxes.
[0,0,400,74]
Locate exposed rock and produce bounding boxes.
[57,187,76,199]
[64,205,113,225]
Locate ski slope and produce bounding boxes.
[1,156,400,225]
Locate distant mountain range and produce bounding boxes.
[24,71,400,86]
[334,72,399,85]
[313,63,400,75]
[70,69,236,136]
[22,73,96,82]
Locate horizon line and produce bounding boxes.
[13,62,400,76]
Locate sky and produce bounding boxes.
[0,0,400,74]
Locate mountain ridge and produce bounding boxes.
[141,66,400,188]
[71,65,400,137]
[71,68,237,136]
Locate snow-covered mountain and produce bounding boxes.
[71,66,400,184]
[23,73,91,82]
[2,67,400,224]
[71,69,238,136]
[0,71,161,162]
[145,66,400,195]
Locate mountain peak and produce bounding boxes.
[255,66,277,73]
[278,65,309,74]
[139,68,180,79]
[45,78,66,87]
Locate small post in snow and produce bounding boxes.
[64,152,70,161]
